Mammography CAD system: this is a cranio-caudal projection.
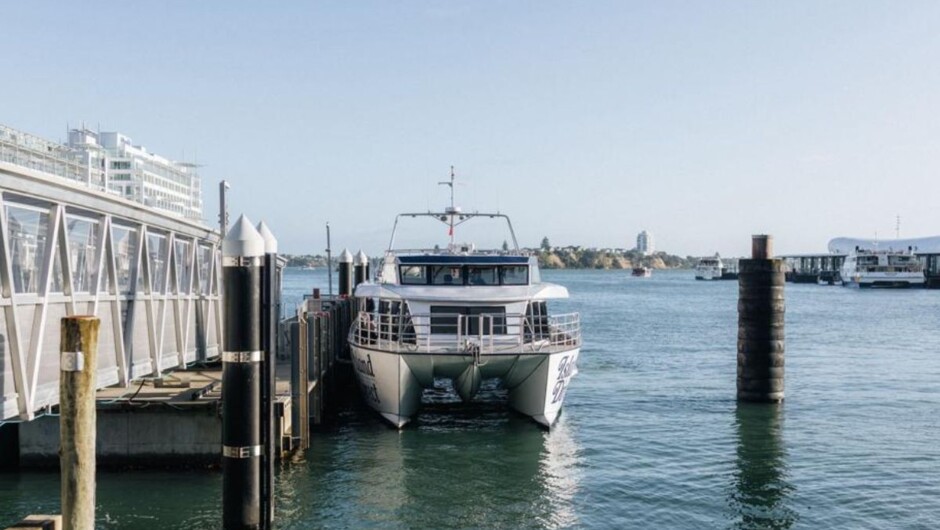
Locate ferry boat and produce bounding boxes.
[840,247,925,288]
[694,255,724,280]
[631,266,652,278]
[348,172,581,428]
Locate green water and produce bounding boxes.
[2,269,939,528]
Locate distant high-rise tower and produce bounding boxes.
[637,230,654,256]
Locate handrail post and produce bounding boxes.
[488,316,494,352]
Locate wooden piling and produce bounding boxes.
[59,316,99,530]
[738,235,785,402]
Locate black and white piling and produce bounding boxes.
[354,250,369,286]
[222,215,264,530]
[737,235,785,402]
[338,248,353,297]
[256,220,278,530]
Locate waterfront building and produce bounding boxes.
[0,123,203,221]
[637,230,654,256]
[69,129,203,221]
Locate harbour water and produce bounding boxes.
[2,268,939,528]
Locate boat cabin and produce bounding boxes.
[387,255,540,286]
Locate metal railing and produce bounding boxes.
[349,311,580,355]
[0,160,222,421]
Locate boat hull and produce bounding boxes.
[695,273,722,281]
[843,279,925,288]
[841,273,925,289]
[349,344,579,428]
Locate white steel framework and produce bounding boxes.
[0,160,222,421]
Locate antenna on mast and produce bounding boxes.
[438,165,456,211]
[896,214,901,239]
[438,166,461,246]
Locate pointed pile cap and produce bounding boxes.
[355,249,368,264]
[256,220,278,254]
[339,248,353,263]
[223,214,264,258]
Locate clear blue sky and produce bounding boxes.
[2,2,938,256]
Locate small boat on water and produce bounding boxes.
[840,247,924,288]
[631,267,652,278]
[695,255,724,280]
[347,171,581,428]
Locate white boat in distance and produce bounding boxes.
[695,255,724,280]
[348,172,581,428]
[840,247,925,288]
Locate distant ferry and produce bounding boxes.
[695,255,724,280]
[631,267,652,278]
[841,248,924,288]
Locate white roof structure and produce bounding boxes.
[828,236,940,254]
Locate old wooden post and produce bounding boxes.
[738,235,785,402]
[60,316,100,530]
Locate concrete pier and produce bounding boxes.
[14,298,356,469]
[16,366,296,468]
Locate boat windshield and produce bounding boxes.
[398,263,530,286]
[431,266,464,285]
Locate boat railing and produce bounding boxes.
[349,311,581,355]
[858,265,924,274]
[383,248,527,257]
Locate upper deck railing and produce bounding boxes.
[0,124,107,191]
[349,311,580,355]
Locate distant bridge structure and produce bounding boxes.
[0,160,222,421]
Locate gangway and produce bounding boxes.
[0,159,222,420]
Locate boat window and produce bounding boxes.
[430,265,463,285]
[400,265,428,285]
[377,300,403,342]
[429,305,507,334]
[500,265,528,285]
[467,266,497,285]
[526,301,550,340]
[469,306,507,334]
[430,306,460,334]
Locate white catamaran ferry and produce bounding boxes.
[840,247,925,288]
[348,172,581,428]
[694,255,725,280]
